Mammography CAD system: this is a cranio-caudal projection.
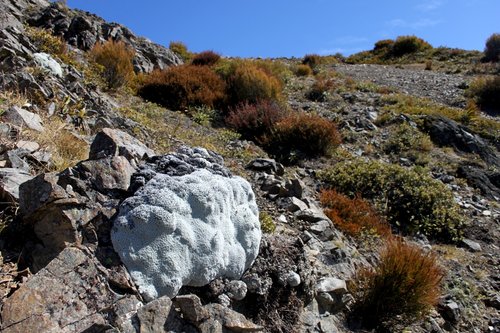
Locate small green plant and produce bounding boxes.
[89,39,135,89]
[350,238,443,330]
[138,65,226,110]
[259,211,276,233]
[191,50,221,66]
[374,39,394,52]
[264,113,341,163]
[189,105,216,126]
[391,35,432,57]
[483,33,500,62]
[320,159,463,241]
[467,76,500,112]
[169,41,193,62]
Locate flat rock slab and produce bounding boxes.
[0,247,117,333]
[0,167,33,201]
[2,106,44,132]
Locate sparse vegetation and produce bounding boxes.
[320,190,391,239]
[320,159,463,241]
[89,39,135,89]
[302,54,321,70]
[350,238,443,331]
[138,65,226,110]
[306,78,334,101]
[383,123,433,164]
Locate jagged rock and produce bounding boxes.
[176,294,209,323]
[136,296,172,333]
[439,299,461,323]
[5,148,30,171]
[78,156,135,193]
[423,116,500,167]
[287,197,309,212]
[285,178,305,199]
[112,148,261,300]
[2,106,44,132]
[205,303,263,332]
[16,140,40,152]
[315,278,348,313]
[246,158,284,176]
[29,2,182,72]
[457,165,500,200]
[33,52,63,77]
[89,127,155,161]
[0,247,121,333]
[315,277,348,295]
[462,238,482,252]
[0,167,33,201]
[112,295,143,333]
[295,206,330,223]
[0,0,49,30]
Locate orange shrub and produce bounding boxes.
[226,63,283,106]
[265,113,341,162]
[320,190,391,238]
[351,238,443,330]
[89,39,135,89]
[191,50,221,66]
[138,65,226,110]
[294,64,313,76]
[225,100,287,141]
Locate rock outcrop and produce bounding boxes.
[112,147,261,300]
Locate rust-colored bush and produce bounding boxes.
[89,39,135,89]
[351,238,443,330]
[307,78,335,101]
[265,113,341,163]
[225,100,287,141]
[191,50,221,66]
[226,63,283,106]
[302,54,321,69]
[467,76,500,112]
[320,190,391,238]
[138,65,226,110]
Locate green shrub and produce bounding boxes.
[294,64,313,76]
[383,123,433,163]
[483,33,500,62]
[225,100,287,141]
[391,35,432,57]
[351,238,443,330]
[265,113,341,163]
[225,62,283,106]
[138,65,226,110]
[374,39,394,52]
[191,50,221,66]
[26,26,67,57]
[169,41,193,62]
[320,160,463,241]
[467,76,500,112]
[89,39,135,89]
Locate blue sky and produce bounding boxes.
[66,0,499,58]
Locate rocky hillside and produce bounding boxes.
[0,1,499,333]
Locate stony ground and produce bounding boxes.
[0,1,499,333]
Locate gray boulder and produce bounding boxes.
[33,52,63,77]
[2,106,44,132]
[112,165,261,300]
[89,127,155,161]
[0,167,33,201]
